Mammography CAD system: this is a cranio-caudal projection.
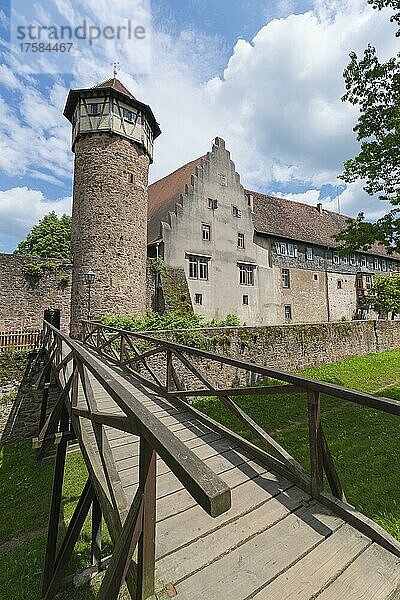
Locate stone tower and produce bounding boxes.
[64,77,161,335]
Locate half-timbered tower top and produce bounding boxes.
[63,77,161,161]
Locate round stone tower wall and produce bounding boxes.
[70,133,150,336]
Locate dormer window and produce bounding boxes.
[208,198,218,210]
[87,103,102,116]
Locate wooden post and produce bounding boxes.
[136,436,157,600]
[307,390,324,497]
[42,405,69,595]
[120,335,126,364]
[92,496,102,567]
[166,349,173,392]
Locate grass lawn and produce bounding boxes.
[194,349,400,541]
[0,349,399,598]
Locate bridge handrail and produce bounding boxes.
[42,320,231,518]
[82,320,400,416]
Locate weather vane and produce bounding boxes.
[112,61,120,78]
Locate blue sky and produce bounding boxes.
[0,0,397,252]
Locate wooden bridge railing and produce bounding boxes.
[36,321,231,600]
[81,319,400,558]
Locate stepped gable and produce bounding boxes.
[147,156,205,243]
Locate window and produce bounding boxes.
[342,255,349,265]
[332,251,340,264]
[374,258,380,270]
[239,264,255,286]
[306,247,313,261]
[281,268,290,288]
[188,255,209,280]
[276,242,287,255]
[360,255,367,267]
[232,206,242,218]
[313,273,319,281]
[337,280,343,289]
[284,305,292,320]
[195,293,203,305]
[382,260,387,272]
[218,173,227,186]
[238,233,245,249]
[366,275,372,289]
[123,107,136,123]
[202,224,211,241]
[199,258,208,280]
[350,254,356,266]
[242,295,249,305]
[287,243,297,258]
[87,103,102,116]
[129,173,134,183]
[208,198,218,210]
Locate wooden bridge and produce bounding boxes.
[34,320,400,599]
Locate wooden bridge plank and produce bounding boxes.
[316,543,400,600]
[174,505,342,600]
[156,486,307,584]
[252,523,371,599]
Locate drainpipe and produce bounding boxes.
[155,241,161,312]
[325,248,331,322]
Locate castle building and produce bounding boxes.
[64,77,161,334]
[147,137,399,324]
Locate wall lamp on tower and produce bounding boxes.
[84,270,96,320]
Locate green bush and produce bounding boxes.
[102,312,241,333]
[0,349,30,386]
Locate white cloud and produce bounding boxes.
[0,187,71,252]
[280,181,392,222]
[0,0,397,229]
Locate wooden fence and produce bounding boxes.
[0,329,40,351]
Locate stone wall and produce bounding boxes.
[0,254,71,333]
[143,320,400,389]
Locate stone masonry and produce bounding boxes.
[70,133,150,334]
[0,254,71,332]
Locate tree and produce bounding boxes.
[336,0,400,252]
[15,212,72,259]
[368,273,400,319]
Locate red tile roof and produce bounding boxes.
[148,156,204,243]
[250,190,395,257]
[92,78,135,99]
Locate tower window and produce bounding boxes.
[337,280,343,289]
[195,293,203,305]
[242,295,249,305]
[202,224,211,241]
[313,273,319,281]
[238,233,245,248]
[129,173,134,183]
[123,108,136,123]
[281,268,290,288]
[87,103,102,116]
[238,264,255,286]
[284,305,292,320]
[208,198,218,210]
